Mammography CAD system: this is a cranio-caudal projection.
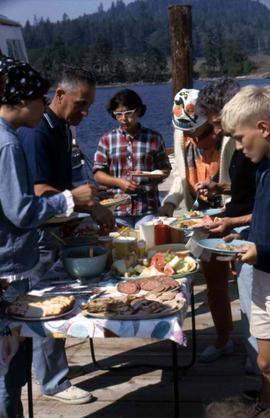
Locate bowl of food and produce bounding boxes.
[61,245,108,281]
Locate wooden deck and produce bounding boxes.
[21,273,261,418]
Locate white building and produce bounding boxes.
[0,15,28,62]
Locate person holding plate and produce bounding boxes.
[196,79,260,383]
[221,86,270,416]
[159,87,236,363]
[93,89,171,228]
[0,56,96,418]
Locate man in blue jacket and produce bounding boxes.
[18,65,114,405]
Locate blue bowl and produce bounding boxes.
[61,245,108,281]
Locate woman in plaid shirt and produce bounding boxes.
[93,89,171,228]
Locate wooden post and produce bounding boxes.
[168,4,193,97]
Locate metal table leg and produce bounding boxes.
[172,341,180,418]
[26,338,34,418]
[179,283,197,371]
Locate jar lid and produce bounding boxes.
[137,239,146,248]
[98,235,113,242]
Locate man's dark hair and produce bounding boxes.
[107,89,147,119]
[197,78,240,116]
[59,65,96,87]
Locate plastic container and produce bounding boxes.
[169,227,185,243]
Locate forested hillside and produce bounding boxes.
[23,0,270,83]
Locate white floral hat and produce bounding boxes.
[172,88,207,132]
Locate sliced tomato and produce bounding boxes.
[164,263,175,276]
[202,215,213,224]
[150,253,166,272]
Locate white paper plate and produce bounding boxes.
[8,306,76,321]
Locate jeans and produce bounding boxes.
[116,214,156,229]
[0,340,28,418]
[32,337,70,395]
[237,262,260,374]
[32,229,71,395]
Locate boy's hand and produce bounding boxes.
[241,243,257,265]
[223,232,241,242]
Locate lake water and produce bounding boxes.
[76,79,270,170]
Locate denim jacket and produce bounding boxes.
[0,117,68,275]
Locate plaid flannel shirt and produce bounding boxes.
[93,125,171,216]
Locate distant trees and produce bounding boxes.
[201,29,256,77]
[23,0,270,83]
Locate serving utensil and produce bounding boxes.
[50,231,67,246]
[191,191,200,210]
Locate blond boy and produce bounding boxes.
[222,86,270,417]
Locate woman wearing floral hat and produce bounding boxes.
[159,88,235,215]
[159,88,236,362]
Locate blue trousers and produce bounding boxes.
[32,337,70,395]
[0,341,28,418]
[30,230,71,395]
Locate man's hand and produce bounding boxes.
[241,243,257,265]
[117,178,138,193]
[207,217,234,236]
[195,179,220,198]
[71,184,98,206]
[158,203,175,217]
[91,204,115,231]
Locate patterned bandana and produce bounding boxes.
[0,55,50,104]
[172,88,207,132]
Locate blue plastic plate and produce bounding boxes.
[202,208,224,217]
[197,238,252,255]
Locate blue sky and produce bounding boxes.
[0,0,135,25]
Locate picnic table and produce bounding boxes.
[0,264,197,418]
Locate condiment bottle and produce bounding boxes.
[154,224,170,245]
[137,239,146,258]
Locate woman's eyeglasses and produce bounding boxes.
[113,108,136,119]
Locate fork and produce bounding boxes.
[191,191,200,210]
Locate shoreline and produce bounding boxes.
[49,74,270,92]
[96,74,270,88]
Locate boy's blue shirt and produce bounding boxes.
[248,157,270,273]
